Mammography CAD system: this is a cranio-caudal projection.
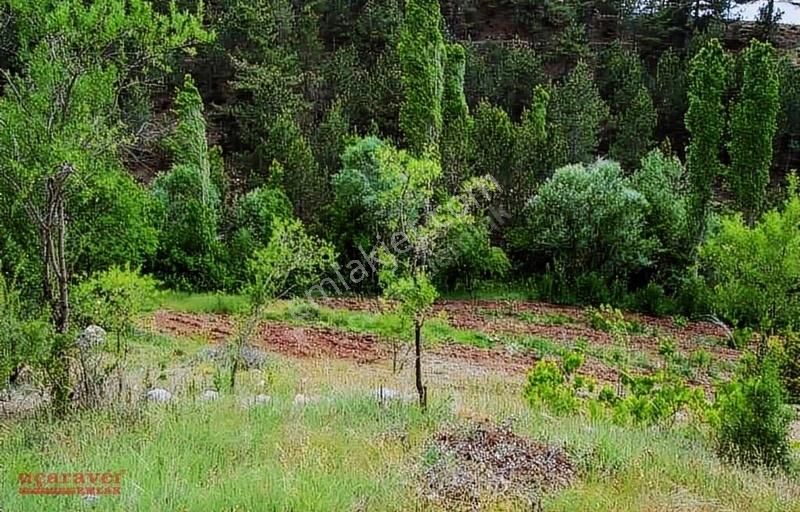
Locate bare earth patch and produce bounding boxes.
[421,421,575,510]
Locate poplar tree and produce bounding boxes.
[397,0,445,156]
[684,38,729,240]
[441,42,472,192]
[729,39,780,225]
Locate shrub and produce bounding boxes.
[777,332,800,403]
[248,218,337,303]
[700,175,800,331]
[0,272,52,387]
[433,221,510,291]
[631,149,692,279]
[523,358,581,414]
[714,358,792,469]
[152,163,224,290]
[511,160,654,283]
[586,304,630,334]
[227,184,293,287]
[72,265,159,335]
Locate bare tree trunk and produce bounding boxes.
[42,163,74,414]
[414,319,427,411]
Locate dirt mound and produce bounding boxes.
[422,421,575,509]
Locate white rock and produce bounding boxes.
[200,390,219,401]
[146,388,172,402]
[76,325,107,351]
[241,394,271,408]
[374,387,412,404]
[293,393,316,406]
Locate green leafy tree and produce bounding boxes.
[221,218,336,389]
[228,182,293,287]
[397,0,445,155]
[602,44,656,170]
[257,113,319,222]
[0,0,207,412]
[728,39,780,226]
[631,149,692,279]
[654,49,687,144]
[511,160,653,282]
[335,137,500,408]
[610,87,657,171]
[441,42,472,193]
[685,38,729,241]
[548,61,609,164]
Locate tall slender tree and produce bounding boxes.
[441,42,471,192]
[728,39,780,226]
[684,38,729,241]
[397,0,445,157]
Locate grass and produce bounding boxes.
[2,338,798,512]
[157,291,250,315]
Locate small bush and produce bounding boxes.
[0,272,52,387]
[586,304,630,334]
[523,354,586,414]
[701,177,800,331]
[779,332,800,403]
[72,265,159,334]
[714,358,792,469]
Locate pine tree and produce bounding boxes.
[512,85,550,211]
[728,39,780,225]
[549,61,609,164]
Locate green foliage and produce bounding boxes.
[511,85,550,212]
[548,61,609,164]
[685,39,730,239]
[397,0,445,156]
[654,49,687,136]
[777,332,800,403]
[72,265,158,333]
[257,114,319,222]
[523,358,582,414]
[228,184,293,287]
[512,160,653,282]
[602,44,656,170]
[441,43,472,192]
[0,271,52,387]
[631,149,692,277]
[224,0,304,139]
[587,304,631,334]
[463,41,545,120]
[433,221,510,291]
[613,372,706,427]
[700,178,800,331]
[71,170,159,274]
[728,39,780,225]
[247,218,337,304]
[152,77,223,290]
[524,351,708,428]
[469,101,515,195]
[714,358,792,469]
[610,87,657,171]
